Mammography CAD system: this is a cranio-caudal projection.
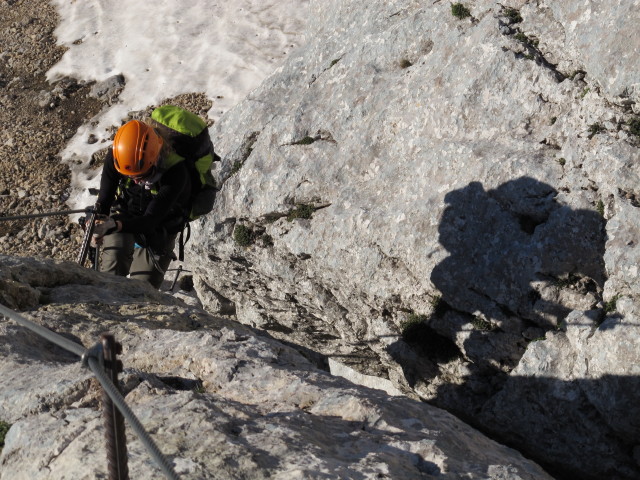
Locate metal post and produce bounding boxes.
[94,245,101,272]
[169,265,183,291]
[101,333,129,480]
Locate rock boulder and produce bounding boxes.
[189,1,640,478]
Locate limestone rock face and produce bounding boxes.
[0,255,551,479]
[480,307,640,479]
[189,1,640,478]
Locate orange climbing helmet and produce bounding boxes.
[112,120,163,176]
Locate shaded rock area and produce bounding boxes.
[189,1,640,478]
[0,255,552,479]
[479,307,640,479]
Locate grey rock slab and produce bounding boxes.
[0,255,552,479]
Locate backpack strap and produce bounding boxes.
[178,222,191,262]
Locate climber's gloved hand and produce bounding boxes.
[91,216,118,246]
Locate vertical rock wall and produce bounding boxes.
[190,1,640,477]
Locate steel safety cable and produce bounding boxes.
[0,208,92,222]
[0,304,180,480]
[0,303,85,357]
[84,355,180,480]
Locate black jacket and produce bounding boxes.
[97,150,192,236]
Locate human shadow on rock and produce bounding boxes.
[432,178,606,332]
[390,177,617,479]
[391,177,606,394]
[426,178,606,382]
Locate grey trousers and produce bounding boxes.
[100,232,176,289]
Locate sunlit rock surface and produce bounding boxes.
[191,1,640,478]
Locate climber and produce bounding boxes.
[91,118,192,288]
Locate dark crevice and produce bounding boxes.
[618,188,640,208]
[403,323,462,364]
[230,255,251,267]
[158,376,203,391]
[308,58,345,87]
[227,131,260,179]
[497,302,518,318]
[263,322,295,335]
[517,214,545,235]
[285,130,337,147]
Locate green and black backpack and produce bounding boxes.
[151,105,219,220]
[151,105,220,258]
